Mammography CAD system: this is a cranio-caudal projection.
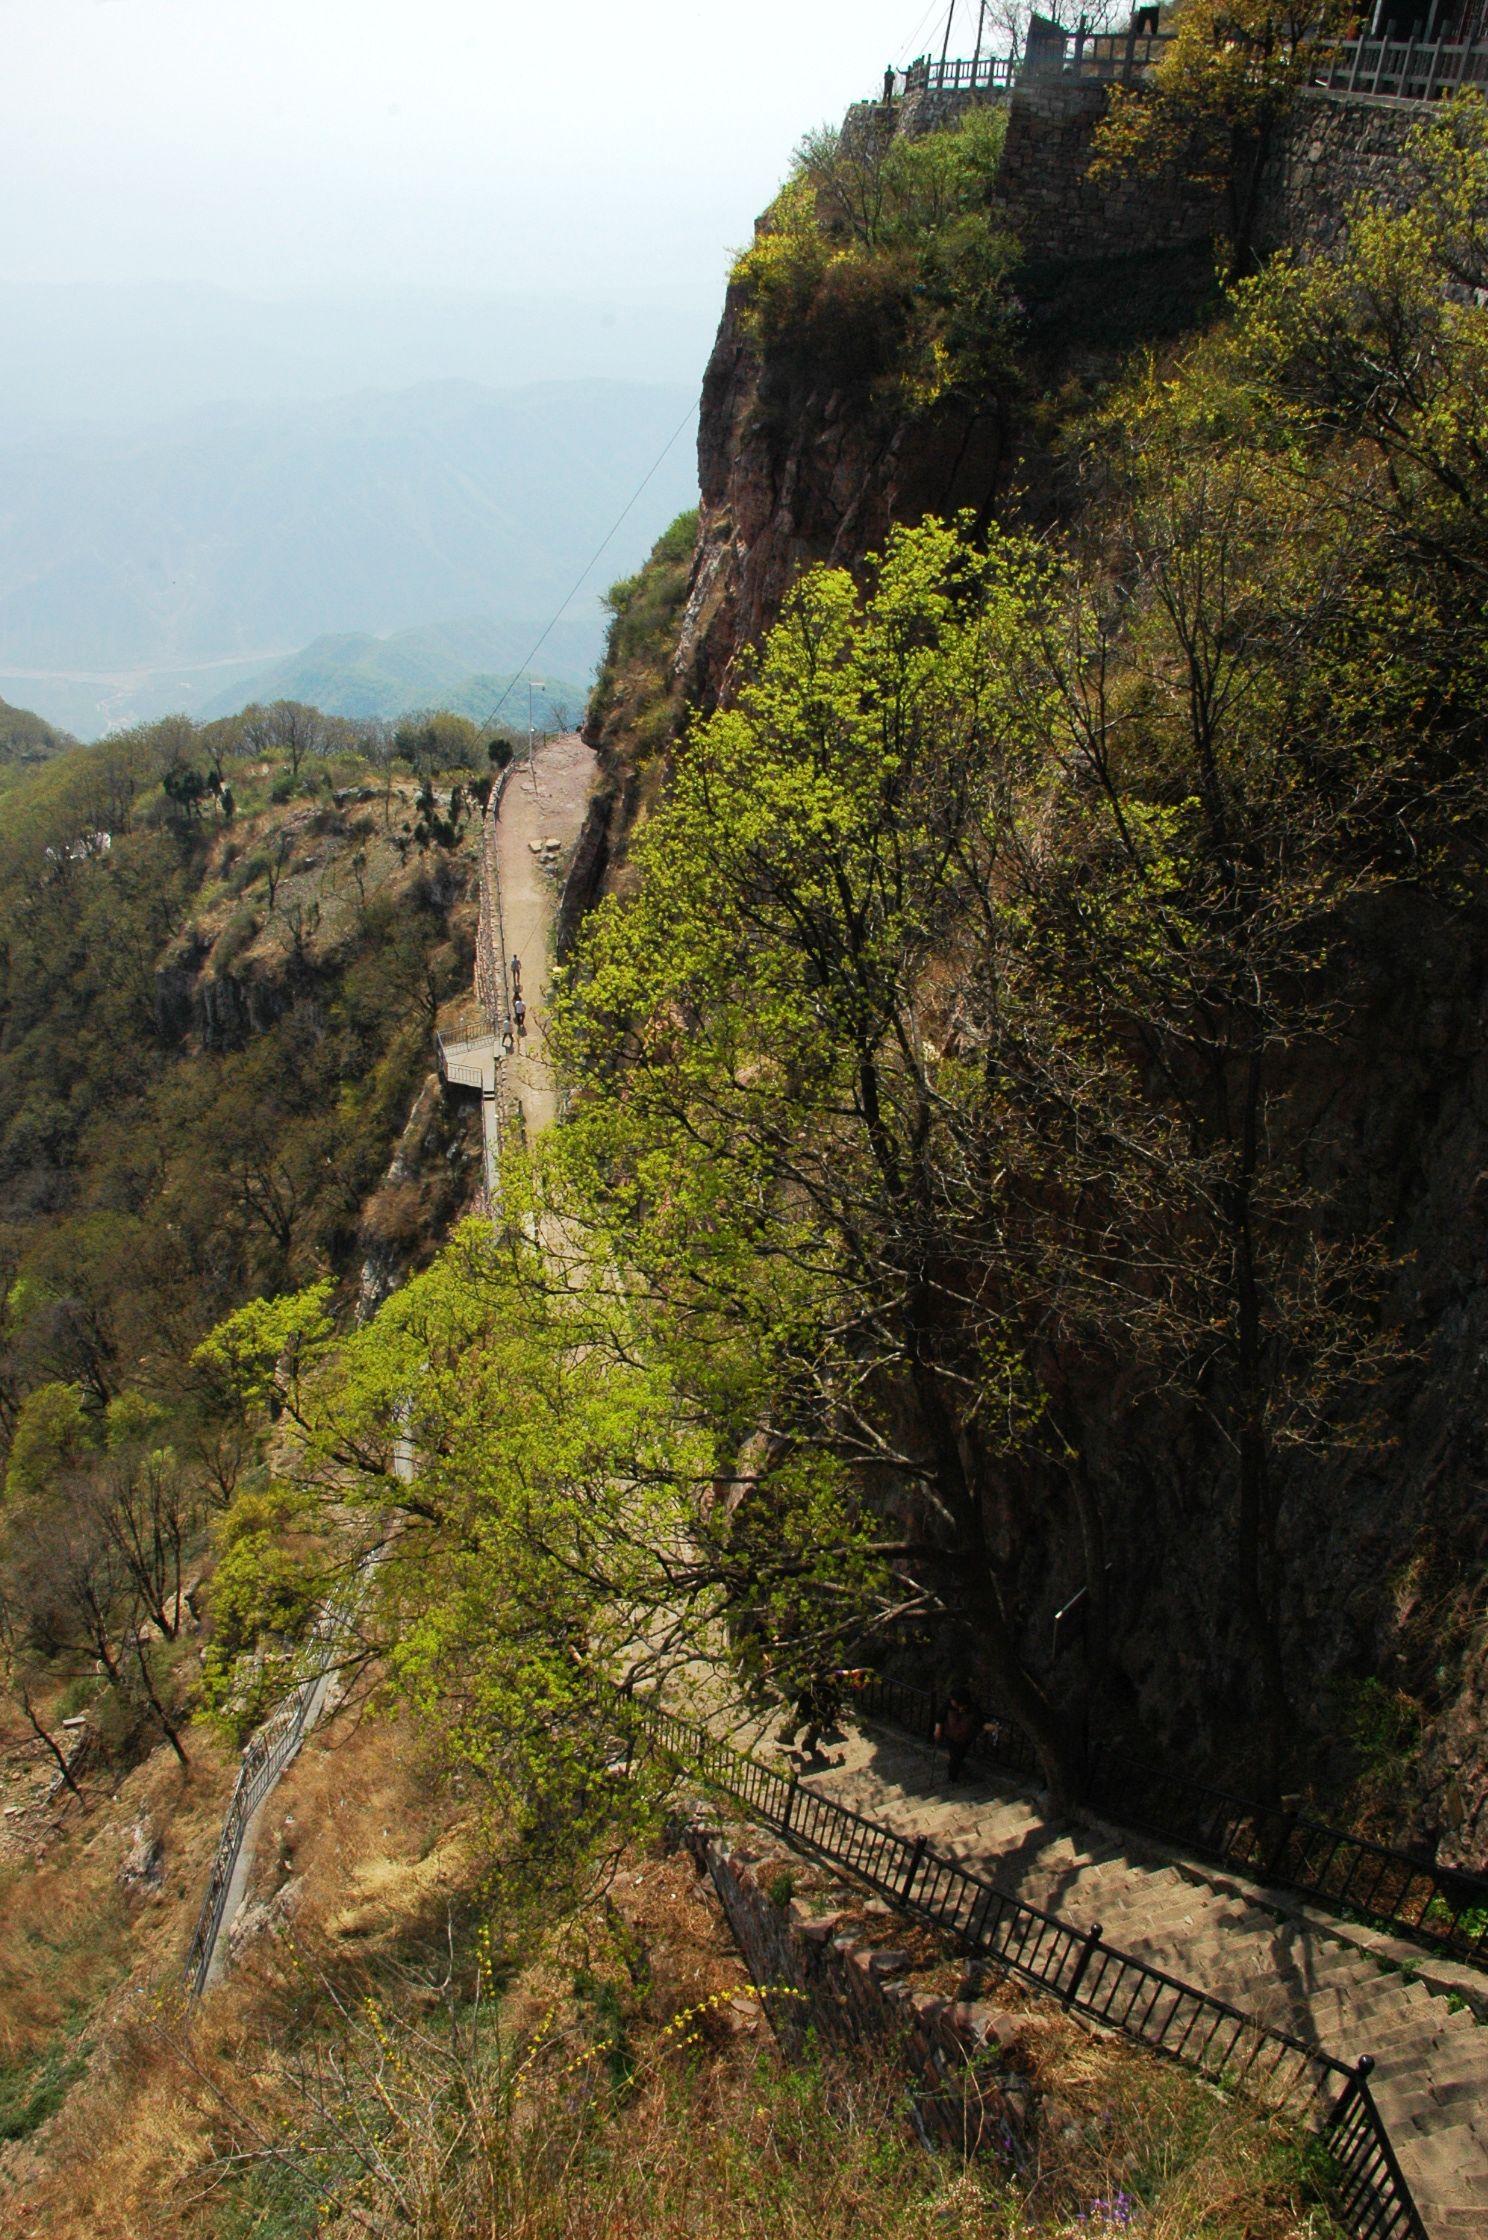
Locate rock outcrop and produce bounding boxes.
[676,291,1009,715]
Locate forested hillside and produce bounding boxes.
[0,698,74,781]
[0,704,490,1754]
[0,701,491,1399]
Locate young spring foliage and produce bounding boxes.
[203,104,1488,1813]
[732,108,1017,404]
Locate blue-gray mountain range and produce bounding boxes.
[199,629,586,732]
[0,375,698,738]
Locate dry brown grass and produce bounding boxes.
[0,1693,446,2240]
[0,1721,237,2237]
[0,1698,1342,2240]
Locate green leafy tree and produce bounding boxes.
[199,1484,323,1730]
[552,519,1083,1793]
[3,1380,94,1507]
[197,1230,707,1861]
[1091,0,1353,273]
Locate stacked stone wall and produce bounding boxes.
[993,78,1224,259]
[687,1825,1037,2156]
[1256,90,1424,255]
[899,81,1010,138]
[982,78,1434,267]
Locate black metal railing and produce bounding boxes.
[896,52,1020,97]
[636,1698,1425,2240]
[184,1563,376,1997]
[887,30,1488,107]
[856,1672,1488,1972]
[890,28,1172,100]
[183,1637,335,1995]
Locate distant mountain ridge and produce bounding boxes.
[202,625,585,730]
[0,375,698,735]
[0,279,715,430]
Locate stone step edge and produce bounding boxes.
[1078,1813,1488,2030]
[841,1728,1488,2029]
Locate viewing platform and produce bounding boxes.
[880,16,1488,117]
[435,1022,502,1096]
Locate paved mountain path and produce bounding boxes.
[492,732,598,1141]
[781,1718,1488,2237]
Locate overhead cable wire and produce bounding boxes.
[473,397,699,737]
[896,0,947,61]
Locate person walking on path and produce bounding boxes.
[777,1669,846,1763]
[935,1682,986,1785]
[513,993,527,1037]
[511,953,521,992]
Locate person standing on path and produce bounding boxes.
[935,1683,986,1785]
[777,1669,846,1764]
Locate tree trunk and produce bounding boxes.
[18,1688,84,1800]
[904,1327,1078,1808]
[130,1635,189,1770]
[1227,1037,1291,1801]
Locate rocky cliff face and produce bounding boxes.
[676,291,1010,714]
[1012,889,1488,1867]
[672,75,1394,720]
[674,257,1216,719]
[607,95,1488,1865]
[153,938,290,1048]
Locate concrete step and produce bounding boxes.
[1372,2044,1488,2090]
[800,1727,1488,2234]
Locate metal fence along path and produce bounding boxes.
[636,1698,1428,2240]
[859,1673,1488,1972]
[886,29,1488,105]
[184,1571,371,1997]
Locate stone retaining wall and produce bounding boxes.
[554,785,613,962]
[1256,89,1425,256]
[994,78,1224,260]
[687,1824,1037,2157]
[987,78,1439,268]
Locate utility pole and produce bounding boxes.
[939,0,958,74]
[526,676,547,794]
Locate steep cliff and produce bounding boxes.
[583,87,1488,1864]
[673,90,1221,719]
[675,286,1011,713]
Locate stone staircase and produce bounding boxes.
[798,1722,1488,2238]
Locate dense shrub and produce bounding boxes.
[587,509,700,757]
[731,108,1017,402]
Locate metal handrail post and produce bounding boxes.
[1063,1920,1105,2008]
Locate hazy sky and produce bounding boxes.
[2,0,962,296]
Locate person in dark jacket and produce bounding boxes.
[934,1682,985,1784]
[777,1669,844,1762]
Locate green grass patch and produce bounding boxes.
[0,2031,91,2142]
